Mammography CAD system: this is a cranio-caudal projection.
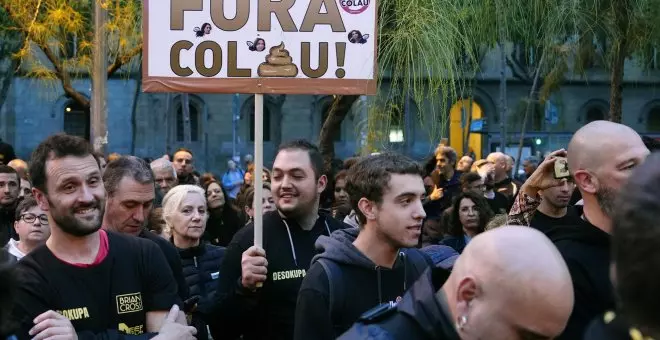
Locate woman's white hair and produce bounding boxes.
[161,184,206,233]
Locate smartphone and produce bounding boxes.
[554,157,570,179]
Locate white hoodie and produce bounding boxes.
[6,238,25,260]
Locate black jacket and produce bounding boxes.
[210,210,348,340]
[339,267,460,340]
[176,242,225,340]
[545,207,614,340]
[204,208,242,247]
[294,228,431,340]
[138,230,189,301]
[0,204,16,247]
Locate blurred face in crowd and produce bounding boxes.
[36,155,105,237]
[487,153,508,179]
[334,178,349,205]
[540,179,575,209]
[523,160,536,176]
[169,192,208,241]
[464,178,486,196]
[97,157,107,175]
[457,156,474,173]
[0,172,19,206]
[15,205,50,245]
[227,160,237,171]
[271,149,326,218]
[244,171,253,186]
[363,174,426,249]
[206,182,225,209]
[436,152,455,176]
[245,188,275,218]
[19,179,32,198]
[458,198,479,231]
[105,177,154,236]
[153,167,177,196]
[173,151,193,176]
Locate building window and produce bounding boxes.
[586,107,606,123]
[250,107,271,142]
[320,97,342,142]
[647,106,660,132]
[63,100,90,140]
[176,100,201,142]
[580,99,608,124]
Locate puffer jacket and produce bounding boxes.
[176,242,226,340]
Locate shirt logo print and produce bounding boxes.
[116,292,143,314]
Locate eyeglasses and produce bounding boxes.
[21,213,49,225]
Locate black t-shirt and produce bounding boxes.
[530,206,581,235]
[13,231,181,339]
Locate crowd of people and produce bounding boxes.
[0,119,659,339]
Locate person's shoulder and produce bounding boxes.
[139,230,177,253]
[108,231,162,256]
[300,259,330,289]
[322,213,351,231]
[205,244,226,257]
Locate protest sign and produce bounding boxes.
[143,0,378,95]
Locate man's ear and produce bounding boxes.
[32,188,50,212]
[455,276,479,316]
[573,169,596,194]
[357,197,377,221]
[317,174,328,194]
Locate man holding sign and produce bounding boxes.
[211,140,348,340]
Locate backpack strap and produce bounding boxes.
[317,258,346,334]
[402,249,433,278]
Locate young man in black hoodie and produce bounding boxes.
[508,121,649,339]
[211,140,347,340]
[294,153,431,340]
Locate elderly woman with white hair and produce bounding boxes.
[162,185,225,340]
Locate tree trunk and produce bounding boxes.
[515,52,546,176]
[609,37,627,123]
[130,57,142,155]
[498,40,508,151]
[609,1,629,123]
[318,95,359,173]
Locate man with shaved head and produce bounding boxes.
[508,120,649,339]
[486,152,519,199]
[340,226,574,339]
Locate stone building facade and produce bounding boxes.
[2,45,660,173]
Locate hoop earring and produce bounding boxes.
[456,315,468,330]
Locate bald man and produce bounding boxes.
[486,152,519,199]
[340,226,574,340]
[508,121,649,339]
[7,159,28,181]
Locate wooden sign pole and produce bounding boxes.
[253,93,264,288]
[253,93,264,248]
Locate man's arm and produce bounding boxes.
[140,241,184,333]
[208,226,260,340]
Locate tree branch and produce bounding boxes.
[107,42,142,77]
[3,3,89,107]
[41,43,90,107]
[318,95,359,173]
[506,54,533,84]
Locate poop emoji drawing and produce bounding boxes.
[257,42,299,77]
